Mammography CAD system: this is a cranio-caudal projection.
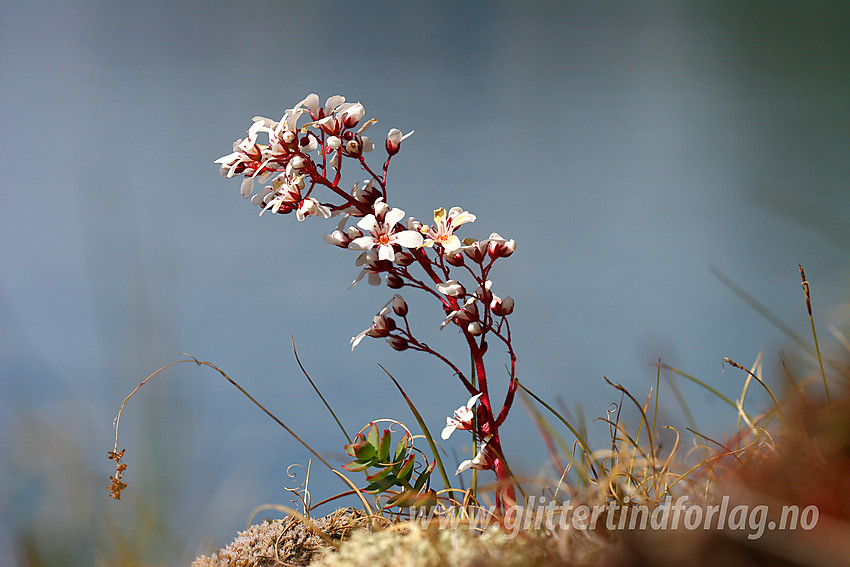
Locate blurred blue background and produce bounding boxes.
[1,1,848,565]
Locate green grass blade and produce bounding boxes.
[291,335,351,443]
[800,265,830,402]
[661,363,739,412]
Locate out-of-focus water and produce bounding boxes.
[1,1,848,564]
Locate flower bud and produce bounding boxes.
[281,131,297,145]
[342,103,365,128]
[352,180,381,205]
[386,128,403,155]
[475,281,493,304]
[393,251,415,266]
[491,296,515,316]
[368,314,396,337]
[373,199,390,218]
[488,237,517,259]
[406,217,423,231]
[346,226,364,240]
[386,336,409,351]
[289,155,305,170]
[386,273,405,289]
[445,252,465,267]
[436,280,465,297]
[385,128,413,156]
[392,294,409,317]
[463,240,487,263]
[462,298,479,321]
[467,322,484,336]
[326,136,342,150]
[324,229,351,248]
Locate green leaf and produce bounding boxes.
[377,430,392,463]
[341,460,372,473]
[396,455,415,483]
[393,431,409,463]
[412,489,437,509]
[352,441,376,462]
[343,433,366,458]
[385,489,417,508]
[412,461,436,492]
[366,423,379,449]
[365,464,394,483]
[365,474,398,494]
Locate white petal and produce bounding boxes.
[357,118,377,134]
[441,421,458,440]
[356,214,378,232]
[391,230,424,249]
[384,207,406,228]
[348,236,376,251]
[350,329,369,350]
[455,406,473,422]
[240,176,255,198]
[377,243,395,262]
[442,235,462,254]
[301,94,320,115]
[349,269,367,289]
[325,95,345,113]
[440,311,459,329]
[466,393,483,409]
[455,459,473,474]
[451,211,476,228]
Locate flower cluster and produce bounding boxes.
[217,94,520,507]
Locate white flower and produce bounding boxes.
[339,102,365,128]
[440,298,478,329]
[456,435,492,474]
[421,207,476,254]
[441,393,482,440]
[350,302,395,350]
[301,93,345,118]
[347,204,424,262]
[296,197,332,221]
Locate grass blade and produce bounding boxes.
[799,265,830,402]
[291,335,352,443]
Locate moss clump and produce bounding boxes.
[191,508,371,567]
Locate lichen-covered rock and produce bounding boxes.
[314,525,562,567]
